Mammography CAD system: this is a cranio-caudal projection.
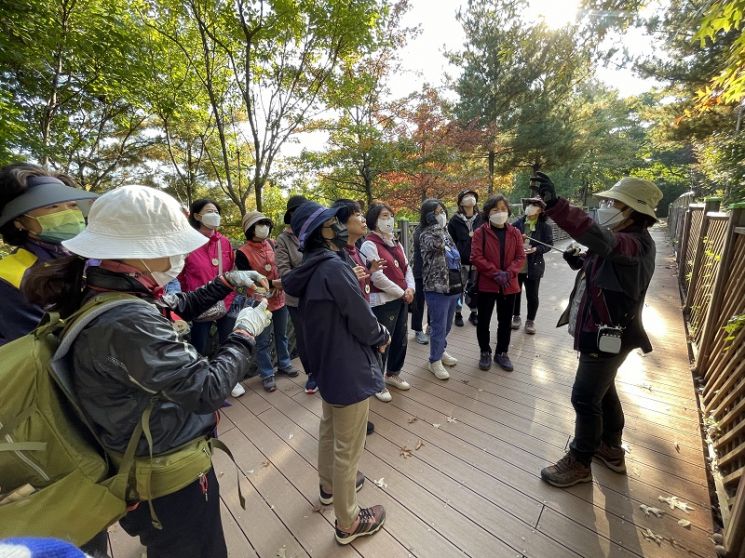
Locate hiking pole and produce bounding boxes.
[525,236,572,255]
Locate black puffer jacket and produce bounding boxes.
[512,216,553,279]
[71,267,255,456]
[448,213,483,265]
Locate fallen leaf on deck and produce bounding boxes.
[407,416,418,424]
[677,519,691,529]
[415,440,424,450]
[674,441,680,453]
[373,477,388,488]
[477,388,484,392]
[432,423,441,429]
[276,545,287,558]
[460,379,470,385]
[639,504,664,518]
[261,461,270,468]
[641,527,663,545]
[218,471,224,478]
[288,434,294,440]
[446,416,457,423]
[621,442,632,454]
[311,504,325,513]
[658,495,695,512]
[247,469,254,475]
[400,445,413,458]
[639,383,653,391]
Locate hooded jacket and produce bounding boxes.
[275,228,303,307]
[512,215,553,279]
[283,249,387,405]
[448,212,483,265]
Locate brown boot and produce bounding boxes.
[540,452,592,488]
[594,441,627,473]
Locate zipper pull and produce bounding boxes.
[199,472,208,502]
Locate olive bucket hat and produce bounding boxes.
[595,177,663,221]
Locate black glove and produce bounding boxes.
[531,171,557,208]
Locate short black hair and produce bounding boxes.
[333,199,362,225]
[366,202,394,232]
[188,198,222,229]
[419,198,445,227]
[481,195,511,222]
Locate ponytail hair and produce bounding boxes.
[22,256,87,317]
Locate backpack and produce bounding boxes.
[0,292,244,545]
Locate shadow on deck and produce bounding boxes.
[112,225,715,558]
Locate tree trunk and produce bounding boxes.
[488,150,495,194]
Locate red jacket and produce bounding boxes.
[470,223,525,295]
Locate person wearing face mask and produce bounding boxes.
[532,172,663,489]
[0,163,98,346]
[511,198,553,334]
[21,185,272,557]
[470,195,526,372]
[283,201,389,545]
[235,211,299,393]
[419,199,462,381]
[360,203,415,402]
[448,189,483,328]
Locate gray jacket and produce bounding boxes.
[275,228,303,307]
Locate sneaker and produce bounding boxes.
[525,320,536,335]
[277,365,300,377]
[375,388,392,402]
[335,505,386,545]
[367,421,375,435]
[540,452,593,488]
[511,315,521,330]
[428,360,450,380]
[231,383,246,398]
[385,374,410,391]
[320,471,365,505]
[594,441,627,474]
[262,376,277,392]
[305,377,319,394]
[414,331,429,345]
[441,352,458,366]
[454,312,464,327]
[494,352,514,372]
[479,350,492,370]
[468,312,478,326]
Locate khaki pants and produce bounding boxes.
[318,398,369,529]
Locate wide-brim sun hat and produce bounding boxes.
[242,210,270,232]
[62,185,208,258]
[595,177,663,221]
[0,176,99,227]
[290,201,341,250]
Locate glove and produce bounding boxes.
[531,171,557,208]
[493,271,510,287]
[233,298,272,337]
[566,242,582,256]
[223,270,268,291]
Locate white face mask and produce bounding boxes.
[377,217,395,235]
[597,207,628,229]
[435,213,447,227]
[200,212,221,229]
[525,205,540,217]
[146,254,185,287]
[254,224,270,239]
[461,195,476,207]
[490,211,508,226]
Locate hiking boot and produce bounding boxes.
[494,352,514,372]
[367,421,375,435]
[320,471,365,505]
[375,388,392,402]
[511,315,521,330]
[441,352,458,366]
[414,331,430,345]
[468,311,478,326]
[305,377,319,394]
[525,320,536,335]
[540,452,593,488]
[479,350,492,370]
[428,360,450,380]
[454,312,464,327]
[231,382,246,398]
[277,365,300,377]
[335,505,386,545]
[385,374,410,391]
[262,376,277,392]
[594,442,627,474]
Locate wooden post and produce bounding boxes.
[724,473,745,558]
[695,205,745,374]
[685,198,721,312]
[678,205,693,271]
[398,218,411,261]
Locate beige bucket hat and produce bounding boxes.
[596,177,663,221]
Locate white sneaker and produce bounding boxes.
[375,388,393,402]
[231,383,246,398]
[385,374,410,391]
[428,360,450,380]
[441,352,458,367]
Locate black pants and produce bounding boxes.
[119,467,227,558]
[411,276,429,332]
[287,305,311,374]
[372,299,408,374]
[569,350,631,465]
[513,273,541,320]
[476,291,516,354]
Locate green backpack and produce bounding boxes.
[0,293,244,545]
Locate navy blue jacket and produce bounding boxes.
[512,216,553,279]
[283,248,387,405]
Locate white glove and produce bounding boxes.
[233,298,272,337]
[566,242,582,256]
[223,270,268,290]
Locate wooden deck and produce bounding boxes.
[111,226,716,558]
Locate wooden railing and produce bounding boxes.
[668,194,745,558]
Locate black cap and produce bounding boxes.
[457,189,478,206]
[284,194,309,224]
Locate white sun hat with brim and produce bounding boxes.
[62,185,208,259]
[595,177,663,222]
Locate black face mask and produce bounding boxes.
[328,222,349,250]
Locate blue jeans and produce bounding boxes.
[256,305,292,379]
[190,315,235,357]
[424,292,459,362]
